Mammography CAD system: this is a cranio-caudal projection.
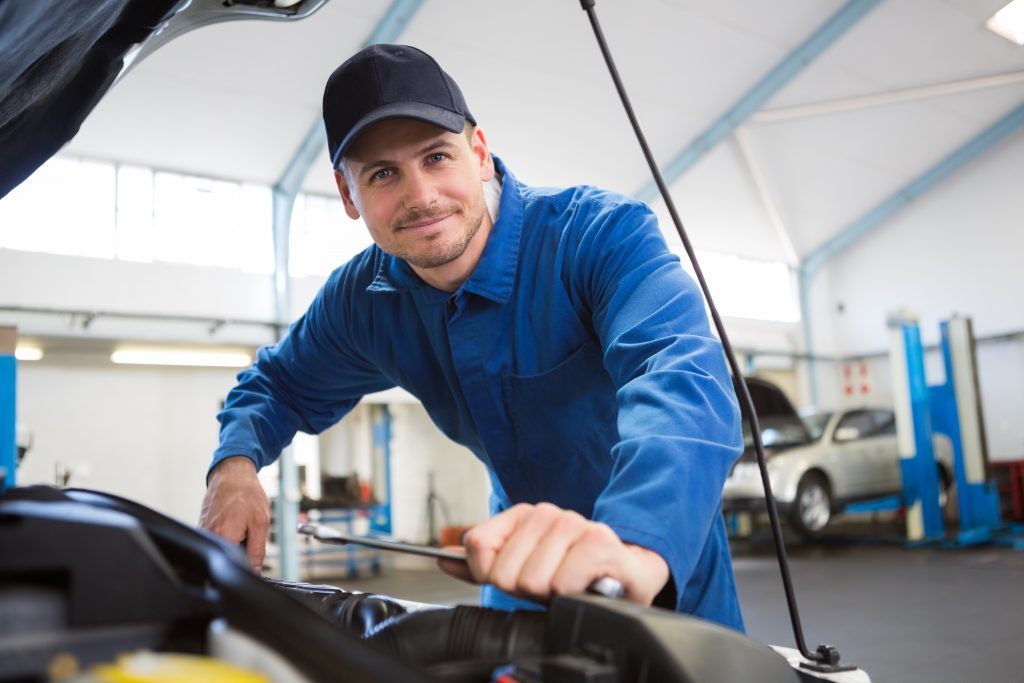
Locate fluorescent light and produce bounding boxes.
[987,0,1024,46]
[111,348,252,368]
[14,346,43,361]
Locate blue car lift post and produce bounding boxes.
[0,327,16,493]
[889,313,1024,549]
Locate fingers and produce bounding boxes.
[458,503,668,605]
[198,456,270,573]
[244,514,269,572]
[461,503,535,584]
[549,522,628,598]
[493,505,586,600]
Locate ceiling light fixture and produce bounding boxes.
[14,346,43,361]
[987,0,1024,46]
[110,348,252,368]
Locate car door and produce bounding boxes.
[830,410,879,497]
[866,410,901,494]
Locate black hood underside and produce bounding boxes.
[0,0,184,199]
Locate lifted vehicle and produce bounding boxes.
[725,398,954,538]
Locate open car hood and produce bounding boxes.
[0,0,328,199]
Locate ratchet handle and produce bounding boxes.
[586,576,625,600]
[298,523,625,600]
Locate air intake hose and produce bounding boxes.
[367,606,547,666]
[268,580,408,638]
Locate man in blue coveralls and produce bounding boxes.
[199,44,745,630]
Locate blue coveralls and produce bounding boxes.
[213,156,745,630]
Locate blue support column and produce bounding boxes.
[900,323,945,542]
[0,352,14,490]
[634,0,880,203]
[933,319,1003,544]
[370,404,393,535]
[889,317,1022,548]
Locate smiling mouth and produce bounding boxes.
[397,213,454,232]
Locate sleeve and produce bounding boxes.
[568,197,742,606]
[210,264,394,475]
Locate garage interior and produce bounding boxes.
[2,1,1024,682]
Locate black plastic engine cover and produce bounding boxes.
[545,594,799,683]
[0,486,430,683]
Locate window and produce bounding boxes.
[835,410,895,442]
[677,249,800,323]
[0,157,116,258]
[834,410,874,442]
[152,171,274,273]
[801,412,834,442]
[870,410,897,436]
[0,155,275,274]
[116,164,156,262]
[288,193,372,278]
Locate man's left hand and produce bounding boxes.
[437,502,669,606]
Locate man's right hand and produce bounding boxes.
[199,455,270,573]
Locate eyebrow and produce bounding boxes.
[357,139,461,181]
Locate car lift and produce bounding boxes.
[888,313,1024,548]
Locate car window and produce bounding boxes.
[834,410,875,442]
[871,410,897,436]
[835,410,897,441]
[801,412,833,441]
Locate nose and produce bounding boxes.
[401,166,440,210]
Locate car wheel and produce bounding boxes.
[791,473,832,539]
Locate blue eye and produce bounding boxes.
[372,168,393,182]
[428,152,447,163]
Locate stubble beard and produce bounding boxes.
[389,197,486,270]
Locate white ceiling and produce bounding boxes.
[64,0,1024,264]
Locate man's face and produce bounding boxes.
[335,118,495,281]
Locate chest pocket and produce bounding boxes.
[501,341,620,514]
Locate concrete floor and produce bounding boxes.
[733,536,1024,683]
[313,524,1024,683]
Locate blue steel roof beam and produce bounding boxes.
[634,0,881,204]
[801,99,1024,282]
[799,99,1024,406]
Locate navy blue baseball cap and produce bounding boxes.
[323,44,476,169]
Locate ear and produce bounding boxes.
[470,127,495,182]
[334,169,362,220]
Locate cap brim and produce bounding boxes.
[331,102,466,168]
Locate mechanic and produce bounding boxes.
[199,44,745,631]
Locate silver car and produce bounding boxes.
[723,407,954,537]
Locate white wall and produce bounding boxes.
[0,250,339,523]
[15,357,238,523]
[805,130,1024,460]
[388,403,491,546]
[823,138,1024,356]
[0,249,279,347]
[14,349,492,535]
[4,250,492,535]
